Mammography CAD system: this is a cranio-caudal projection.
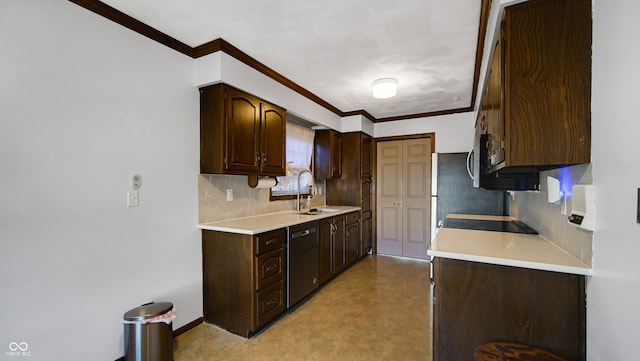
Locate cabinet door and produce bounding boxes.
[361,212,372,255]
[361,178,372,213]
[314,130,342,180]
[225,87,260,173]
[361,134,372,178]
[259,102,286,176]
[318,217,334,284]
[331,132,342,177]
[333,216,347,273]
[345,218,360,265]
[503,0,591,167]
[433,258,585,361]
[487,37,504,169]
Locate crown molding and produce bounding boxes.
[68,0,491,123]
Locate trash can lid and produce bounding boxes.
[123,302,173,321]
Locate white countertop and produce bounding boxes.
[198,206,361,235]
[428,214,591,275]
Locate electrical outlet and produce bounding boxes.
[127,190,139,207]
[226,189,233,202]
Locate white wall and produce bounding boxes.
[588,0,640,358]
[374,112,476,153]
[0,1,201,360]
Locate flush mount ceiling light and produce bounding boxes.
[372,78,398,99]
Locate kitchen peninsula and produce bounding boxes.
[429,214,590,361]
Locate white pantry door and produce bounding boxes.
[376,138,432,259]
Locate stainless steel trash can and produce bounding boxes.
[123,302,174,361]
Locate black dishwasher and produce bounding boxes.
[287,221,319,308]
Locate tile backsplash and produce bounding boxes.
[198,174,326,223]
[510,164,593,266]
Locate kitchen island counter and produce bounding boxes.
[198,206,361,235]
[428,214,591,275]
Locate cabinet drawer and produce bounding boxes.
[255,248,285,290]
[255,229,285,255]
[255,280,285,329]
[346,211,361,225]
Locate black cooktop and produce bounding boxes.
[442,218,538,234]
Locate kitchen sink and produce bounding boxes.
[317,208,340,212]
[300,208,341,215]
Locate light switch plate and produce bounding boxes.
[226,189,233,202]
[127,190,139,207]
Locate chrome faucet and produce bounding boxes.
[297,169,314,212]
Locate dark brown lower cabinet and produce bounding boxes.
[360,211,372,255]
[318,217,334,285]
[332,215,347,275]
[202,229,286,337]
[345,211,360,265]
[433,257,585,361]
[318,213,363,285]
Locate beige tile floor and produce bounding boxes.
[173,254,433,361]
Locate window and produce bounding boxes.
[270,121,315,199]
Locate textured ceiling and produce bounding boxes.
[99,0,482,120]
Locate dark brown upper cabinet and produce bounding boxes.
[314,129,342,180]
[200,83,286,180]
[476,0,591,179]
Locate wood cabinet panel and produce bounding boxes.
[476,0,591,178]
[503,0,591,168]
[345,212,360,265]
[255,280,285,329]
[318,214,355,285]
[332,215,347,274]
[259,102,287,175]
[199,84,226,174]
[361,211,372,255]
[486,37,504,167]
[314,129,342,180]
[318,217,334,284]
[361,178,372,213]
[346,211,360,225]
[433,258,585,361]
[255,249,284,291]
[225,86,261,173]
[202,228,286,337]
[200,83,286,178]
[361,135,372,178]
[255,228,285,255]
